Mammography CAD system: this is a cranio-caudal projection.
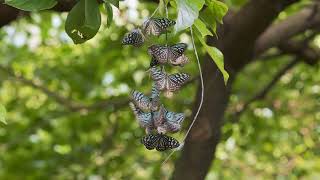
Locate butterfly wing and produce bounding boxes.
[167,73,190,92]
[164,111,185,133]
[170,43,188,55]
[122,29,144,47]
[129,103,153,129]
[148,45,169,64]
[131,90,151,111]
[156,134,180,151]
[153,105,167,128]
[141,134,160,150]
[149,84,160,111]
[143,18,175,36]
[150,67,167,91]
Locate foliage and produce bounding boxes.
[0,0,319,179]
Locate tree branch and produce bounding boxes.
[0,65,129,112]
[255,1,320,56]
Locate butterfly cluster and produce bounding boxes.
[123,17,191,151]
[122,18,175,47]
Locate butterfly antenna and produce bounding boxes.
[161,27,205,165]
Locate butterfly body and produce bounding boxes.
[142,18,176,36]
[150,67,190,93]
[122,28,144,47]
[141,133,180,151]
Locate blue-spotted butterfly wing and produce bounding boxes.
[143,18,176,36]
[129,103,153,129]
[122,29,144,47]
[131,90,154,111]
[148,45,169,64]
[167,73,190,92]
[164,111,185,133]
[150,56,160,67]
[150,67,167,91]
[155,134,180,151]
[170,43,187,55]
[141,134,160,150]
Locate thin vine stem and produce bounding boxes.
[162,26,205,165]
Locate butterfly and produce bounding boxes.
[142,17,176,36]
[154,105,185,134]
[150,67,190,93]
[129,102,155,134]
[150,54,189,68]
[148,43,188,66]
[141,133,180,151]
[131,84,160,112]
[122,28,145,47]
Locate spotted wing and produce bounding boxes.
[150,67,167,91]
[129,103,153,128]
[170,43,187,55]
[131,90,151,111]
[150,56,160,68]
[148,45,169,64]
[143,18,175,36]
[164,111,185,133]
[167,73,190,92]
[155,134,180,151]
[141,134,161,150]
[122,29,144,47]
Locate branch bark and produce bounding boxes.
[255,2,320,56]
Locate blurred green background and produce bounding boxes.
[0,0,319,179]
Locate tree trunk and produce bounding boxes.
[172,0,300,179]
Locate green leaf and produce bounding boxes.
[194,19,213,37]
[0,104,7,125]
[195,29,229,84]
[104,0,119,8]
[104,2,113,28]
[174,0,205,32]
[206,0,228,24]
[200,8,217,36]
[5,0,57,11]
[65,0,101,44]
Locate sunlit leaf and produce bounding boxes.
[0,104,7,125]
[194,19,213,37]
[65,0,101,44]
[195,30,229,84]
[206,0,228,24]
[5,0,57,11]
[174,0,205,32]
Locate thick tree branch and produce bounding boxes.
[173,0,301,179]
[255,2,320,56]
